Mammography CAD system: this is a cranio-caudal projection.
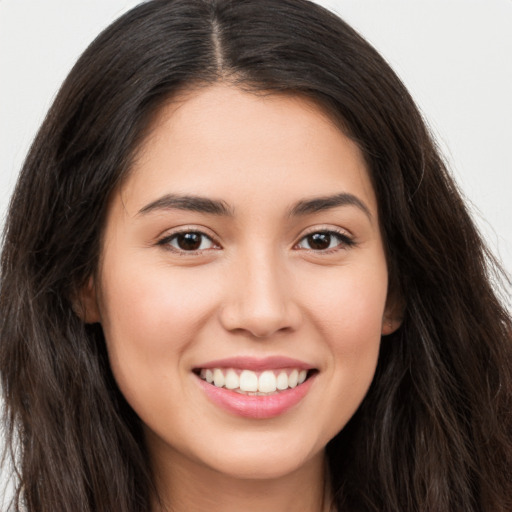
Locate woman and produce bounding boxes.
[1,0,511,511]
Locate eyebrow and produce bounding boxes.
[137,194,233,216]
[137,192,371,220]
[288,193,372,220]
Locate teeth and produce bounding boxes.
[239,370,258,392]
[224,369,239,390]
[199,367,310,394]
[276,371,288,390]
[288,369,298,388]
[213,368,225,388]
[258,370,277,393]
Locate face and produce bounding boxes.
[83,83,399,482]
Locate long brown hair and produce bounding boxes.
[1,1,511,510]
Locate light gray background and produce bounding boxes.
[1,0,511,503]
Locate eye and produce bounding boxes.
[160,231,218,252]
[295,230,353,251]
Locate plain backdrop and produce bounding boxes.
[0,0,511,503]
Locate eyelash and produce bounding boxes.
[157,228,355,255]
[157,229,219,255]
[294,229,355,253]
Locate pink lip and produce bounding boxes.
[194,356,314,372]
[195,371,317,420]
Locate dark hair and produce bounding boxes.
[1,0,511,510]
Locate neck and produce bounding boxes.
[150,446,329,512]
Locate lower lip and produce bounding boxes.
[196,373,316,419]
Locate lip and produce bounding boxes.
[194,356,314,372]
[194,356,317,419]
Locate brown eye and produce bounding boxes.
[296,230,353,251]
[165,232,216,252]
[176,233,202,251]
[306,233,332,250]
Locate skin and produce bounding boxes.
[81,83,400,512]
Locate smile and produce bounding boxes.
[194,358,317,419]
[198,368,309,395]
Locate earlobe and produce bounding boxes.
[381,296,405,336]
[74,277,101,324]
[381,315,402,335]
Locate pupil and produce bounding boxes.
[308,233,330,250]
[177,233,201,251]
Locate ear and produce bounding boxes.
[74,277,101,324]
[381,294,405,336]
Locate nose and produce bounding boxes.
[218,249,302,338]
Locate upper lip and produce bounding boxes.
[194,356,315,372]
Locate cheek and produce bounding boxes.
[97,257,220,399]
[302,260,388,345]
[101,256,217,338]
[298,260,387,427]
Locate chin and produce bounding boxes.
[190,429,326,481]
[209,452,320,481]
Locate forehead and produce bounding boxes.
[117,83,376,217]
